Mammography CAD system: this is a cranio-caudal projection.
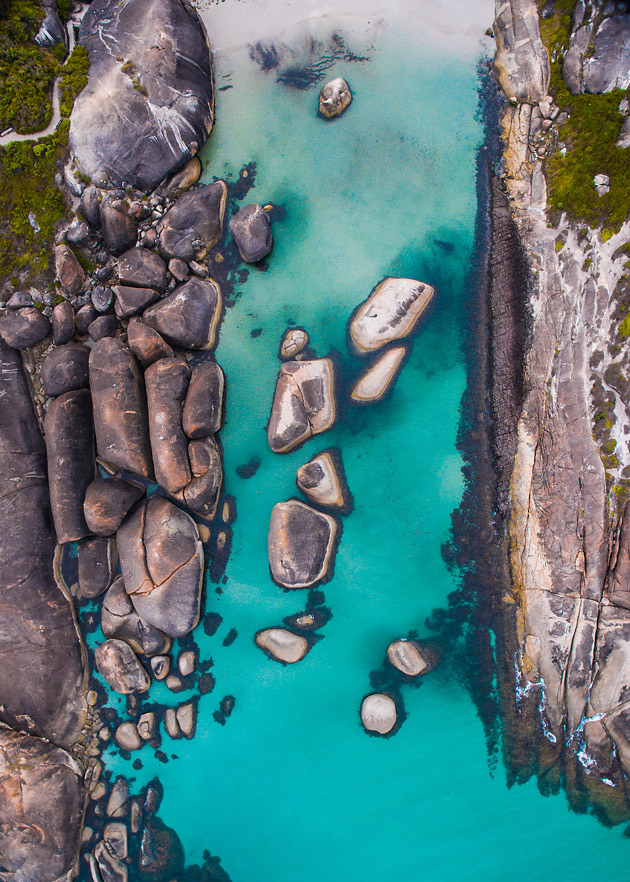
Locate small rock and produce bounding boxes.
[130,801,142,834]
[183,435,223,518]
[166,675,184,692]
[618,116,630,148]
[182,360,224,438]
[96,265,114,282]
[319,77,352,118]
[351,346,406,403]
[95,639,151,694]
[113,285,160,319]
[117,247,167,292]
[386,639,432,676]
[0,307,50,349]
[360,693,397,734]
[81,186,101,229]
[255,628,309,663]
[178,651,195,677]
[88,314,119,341]
[137,713,156,741]
[150,656,170,680]
[75,304,97,334]
[350,278,434,353]
[100,200,138,255]
[164,707,180,739]
[84,477,144,536]
[115,721,142,751]
[92,286,113,313]
[280,327,308,359]
[127,318,174,368]
[229,203,273,263]
[107,777,130,818]
[41,342,90,397]
[55,244,86,296]
[188,260,208,278]
[78,537,115,600]
[5,290,33,309]
[168,258,188,282]
[594,173,610,196]
[176,702,196,738]
[142,228,158,250]
[66,221,90,245]
[296,450,347,508]
[103,822,128,862]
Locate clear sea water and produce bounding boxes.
[94,17,630,882]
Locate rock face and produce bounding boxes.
[0,342,86,748]
[493,0,549,102]
[101,576,171,656]
[95,638,151,694]
[44,389,95,544]
[229,203,273,263]
[70,0,214,192]
[118,247,167,292]
[84,477,144,536]
[143,278,222,349]
[182,360,224,438]
[158,181,227,261]
[268,500,337,588]
[0,727,84,882]
[41,342,90,398]
[564,11,630,94]
[127,319,174,368]
[319,76,352,117]
[0,307,50,349]
[255,628,309,663]
[267,358,335,453]
[351,346,406,402]
[360,693,397,734]
[386,640,430,676]
[349,278,434,353]
[117,496,203,637]
[296,450,347,509]
[145,357,191,493]
[89,337,153,477]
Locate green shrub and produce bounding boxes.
[59,45,89,117]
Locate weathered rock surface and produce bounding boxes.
[493,0,549,102]
[280,327,308,360]
[0,727,84,882]
[351,345,406,402]
[143,277,222,349]
[70,0,214,192]
[267,358,335,453]
[88,313,119,341]
[319,76,352,117]
[127,318,174,368]
[564,12,630,94]
[268,500,337,588]
[386,640,431,676]
[75,304,97,334]
[360,693,397,734]
[145,357,192,493]
[90,337,153,477]
[55,243,86,295]
[114,721,142,752]
[229,203,273,263]
[101,577,171,656]
[159,156,202,198]
[350,278,434,354]
[182,360,224,438]
[100,199,138,255]
[44,389,95,544]
[118,247,167,292]
[296,450,347,509]
[41,342,90,397]
[35,0,66,48]
[52,300,75,345]
[0,307,50,349]
[84,477,144,536]
[0,341,86,747]
[158,181,227,261]
[183,435,223,518]
[78,536,115,599]
[95,638,151,694]
[255,628,309,663]
[117,496,203,636]
[151,655,170,680]
[114,285,160,319]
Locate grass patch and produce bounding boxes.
[59,45,89,118]
[619,313,630,339]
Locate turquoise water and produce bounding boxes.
[94,22,630,882]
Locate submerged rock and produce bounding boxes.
[319,77,352,117]
[127,319,174,368]
[143,277,222,350]
[255,628,309,663]
[0,307,50,349]
[84,477,144,536]
[145,357,192,493]
[158,181,227,261]
[89,337,153,477]
[70,0,214,192]
[182,360,224,438]
[280,327,308,360]
[351,345,406,402]
[118,247,167,292]
[41,342,90,398]
[350,278,434,353]
[267,358,335,453]
[44,389,95,544]
[361,694,397,734]
[95,638,151,694]
[229,203,273,263]
[101,577,171,656]
[296,450,347,509]
[386,640,432,677]
[117,496,203,637]
[268,499,337,588]
[0,728,83,882]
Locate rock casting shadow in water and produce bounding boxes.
[358,690,407,739]
[249,32,369,90]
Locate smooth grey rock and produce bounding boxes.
[158,181,227,262]
[0,307,49,349]
[361,693,397,734]
[267,359,335,453]
[137,712,156,741]
[255,628,309,663]
[296,450,347,508]
[350,278,434,353]
[178,650,195,677]
[117,496,203,637]
[70,0,214,192]
[351,346,407,402]
[168,257,188,282]
[103,823,128,862]
[92,285,113,313]
[182,360,224,438]
[84,477,144,536]
[280,327,308,359]
[113,285,160,319]
[142,277,222,350]
[35,0,67,48]
[159,156,202,198]
[164,707,180,739]
[117,247,167,292]
[268,499,337,588]
[78,537,115,600]
[229,203,273,262]
[75,303,97,334]
[493,0,549,102]
[107,777,130,817]
[618,115,630,148]
[88,314,119,341]
[81,186,102,228]
[176,702,196,738]
[319,77,352,117]
[66,220,90,245]
[114,721,142,752]
[101,577,171,657]
[145,357,192,493]
[55,244,86,296]
[41,343,90,398]
[127,318,174,368]
[95,639,150,694]
[5,291,33,309]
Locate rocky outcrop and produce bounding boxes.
[117,496,203,637]
[142,277,222,350]
[493,0,549,102]
[101,577,171,656]
[350,345,406,402]
[349,278,434,353]
[319,77,352,117]
[158,181,227,261]
[564,7,630,94]
[360,693,397,734]
[70,0,214,192]
[229,203,273,263]
[255,628,309,663]
[0,726,84,882]
[0,342,86,748]
[267,358,336,453]
[268,499,337,588]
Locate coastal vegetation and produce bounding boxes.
[538,0,630,231]
[59,45,89,117]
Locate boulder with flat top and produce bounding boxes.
[142,277,222,350]
[349,278,434,353]
[268,499,337,588]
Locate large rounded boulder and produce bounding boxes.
[95,638,151,694]
[268,499,337,588]
[349,278,434,353]
[158,181,226,262]
[142,277,222,350]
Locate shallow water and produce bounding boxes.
[93,14,630,881]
